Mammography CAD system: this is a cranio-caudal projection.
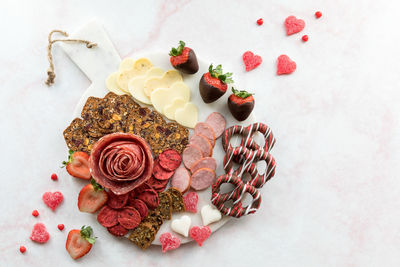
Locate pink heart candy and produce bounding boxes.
[277,55,296,75]
[284,16,305,35]
[160,232,181,253]
[30,223,50,243]
[42,191,63,211]
[189,226,211,246]
[183,191,198,213]
[242,51,262,71]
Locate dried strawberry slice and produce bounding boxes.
[97,206,119,227]
[107,224,129,237]
[117,207,141,229]
[153,159,174,180]
[147,176,169,192]
[130,199,148,220]
[159,149,181,171]
[107,191,129,209]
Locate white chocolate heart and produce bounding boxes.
[119,58,136,71]
[117,58,153,92]
[164,98,186,120]
[174,102,198,128]
[201,205,222,226]
[106,72,126,95]
[150,81,191,114]
[128,67,164,104]
[171,215,191,237]
[144,69,183,97]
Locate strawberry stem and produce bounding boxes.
[232,87,253,98]
[80,225,96,244]
[208,64,234,84]
[169,40,186,57]
[90,178,104,191]
[61,150,74,168]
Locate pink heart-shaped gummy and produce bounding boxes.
[189,226,211,246]
[277,55,296,75]
[159,232,180,253]
[183,191,198,213]
[30,223,50,243]
[242,51,262,71]
[284,16,305,35]
[42,191,63,211]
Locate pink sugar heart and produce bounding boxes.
[284,16,305,35]
[189,226,211,246]
[42,191,63,211]
[159,232,181,253]
[242,51,262,71]
[30,223,50,243]
[277,55,296,75]
[183,191,198,213]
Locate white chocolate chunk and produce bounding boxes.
[171,215,191,237]
[116,58,153,92]
[174,102,198,128]
[201,205,222,226]
[128,67,164,105]
[106,72,126,95]
[119,58,135,71]
[150,82,191,115]
[143,69,183,97]
[164,98,186,120]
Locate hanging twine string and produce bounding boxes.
[45,29,97,86]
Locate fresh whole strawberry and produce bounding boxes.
[78,179,108,213]
[66,225,96,260]
[227,88,255,121]
[199,64,233,103]
[62,150,91,180]
[169,40,199,74]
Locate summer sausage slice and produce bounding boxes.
[190,157,217,174]
[194,122,215,147]
[189,134,212,157]
[170,166,191,193]
[190,168,216,191]
[182,144,203,169]
[205,112,226,139]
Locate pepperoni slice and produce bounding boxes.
[97,206,119,227]
[107,191,129,209]
[130,199,149,219]
[194,122,215,147]
[107,224,129,237]
[117,207,141,229]
[147,176,169,192]
[205,112,226,139]
[190,134,212,157]
[159,149,182,171]
[182,144,203,169]
[153,159,174,180]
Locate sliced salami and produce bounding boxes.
[182,144,204,169]
[205,112,226,139]
[107,224,129,237]
[153,159,174,180]
[194,122,215,147]
[191,157,217,174]
[190,168,216,191]
[117,207,141,229]
[107,191,129,209]
[159,149,181,171]
[190,134,212,157]
[171,166,191,193]
[97,206,119,228]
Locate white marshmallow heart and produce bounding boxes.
[171,215,192,237]
[201,205,222,226]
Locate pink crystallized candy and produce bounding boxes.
[183,192,199,213]
[42,191,63,211]
[159,232,181,253]
[189,226,211,246]
[242,51,262,71]
[30,223,50,243]
[277,55,296,75]
[284,15,305,35]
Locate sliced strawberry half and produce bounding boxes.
[66,225,96,260]
[78,179,108,213]
[62,150,91,180]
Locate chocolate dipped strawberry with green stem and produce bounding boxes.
[227,88,255,121]
[199,64,234,103]
[169,41,199,74]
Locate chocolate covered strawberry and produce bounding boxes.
[227,88,254,121]
[199,64,233,103]
[169,41,199,74]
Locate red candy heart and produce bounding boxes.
[30,223,50,243]
[284,16,305,35]
[242,51,262,71]
[42,191,64,211]
[159,232,180,253]
[277,55,296,75]
[183,191,198,213]
[189,226,211,246]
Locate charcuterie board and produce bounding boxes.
[60,20,258,246]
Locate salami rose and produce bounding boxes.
[89,133,154,195]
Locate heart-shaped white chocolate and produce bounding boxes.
[174,102,198,128]
[171,215,191,237]
[117,58,153,92]
[201,205,222,226]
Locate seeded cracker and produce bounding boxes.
[63,118,98,153]
[167,188,185,212]
[142,209,164,232]
[128,222,156,250]
[156,192,173,220]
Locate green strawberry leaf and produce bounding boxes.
[80,225,96,244]
[232,87,253,98]
[91,178,104,191]
[61,150,74,168]
[169,40,186,56]
[208,64,234,84]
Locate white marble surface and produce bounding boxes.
[1,0,400,266]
